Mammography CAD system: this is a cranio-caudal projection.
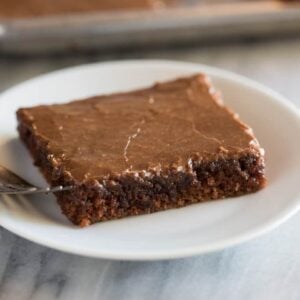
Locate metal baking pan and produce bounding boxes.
[1,1,300,55]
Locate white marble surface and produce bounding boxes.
[0,39,300,300]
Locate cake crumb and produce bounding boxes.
[149,97,155,104]
[80,218,91,227]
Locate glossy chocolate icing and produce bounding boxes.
[18,75,261,182]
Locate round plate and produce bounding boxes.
[0,60,299,260]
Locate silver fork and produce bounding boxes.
[0,165,73,195]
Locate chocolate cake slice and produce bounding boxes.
[17,74,266,226]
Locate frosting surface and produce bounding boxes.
[19,75,259,181]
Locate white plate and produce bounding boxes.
[0,60,299,260]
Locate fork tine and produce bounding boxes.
[0,165,35,188]
[0,185,38,194]
[0,164,73,195]
[0,165,39,194]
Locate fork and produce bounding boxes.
[0,165,73,195]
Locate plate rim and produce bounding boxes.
[0,59,300,261]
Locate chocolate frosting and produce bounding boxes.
[18,75,261,182]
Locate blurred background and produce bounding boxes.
[0,0,300,54]
[0,1,300,300]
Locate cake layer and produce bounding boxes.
[17,74,266,226]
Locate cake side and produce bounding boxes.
[18,117,265,226]
[17,74,266,227]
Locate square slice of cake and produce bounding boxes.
[17,74,266,226]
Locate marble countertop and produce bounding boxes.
[0,39,299,300]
